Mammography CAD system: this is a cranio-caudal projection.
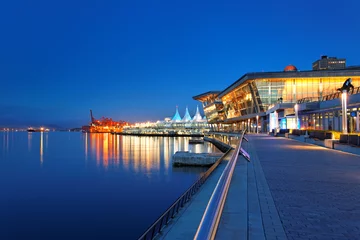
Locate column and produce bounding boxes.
[294,104,299,129]
[341,90,348,134]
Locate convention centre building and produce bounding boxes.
[193,56,360,133]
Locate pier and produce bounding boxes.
[145,133,360,240]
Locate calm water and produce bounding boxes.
[0,132,220,240]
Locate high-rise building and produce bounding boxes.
[312,55,346,70]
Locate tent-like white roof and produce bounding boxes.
[182,107,192,122]
[172,106,182,122]
[192,106,203,122]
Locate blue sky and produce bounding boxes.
[1,0,360,127]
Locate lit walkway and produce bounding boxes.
[217,134,360,240]
[158,134,360,240]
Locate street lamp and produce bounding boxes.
[338,78,353,134]
[256,115,259,134]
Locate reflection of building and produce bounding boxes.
[88,133,121,168]
[312,55,346,70]
[194,58,360,133]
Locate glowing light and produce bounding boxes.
[245,93,252,101]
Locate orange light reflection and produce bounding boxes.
[40,132,43,165]
[86,135,215,172]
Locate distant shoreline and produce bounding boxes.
[0,130,206,137]
[114,132,204,137]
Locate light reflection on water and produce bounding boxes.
[82,133,216,172]
[28,132,32,152]
[40,132,43,165]
[0,132,220,240]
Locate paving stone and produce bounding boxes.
[160,134,360,240]
[247,134,360,240]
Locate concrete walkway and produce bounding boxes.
[218,134,360,240]
[216,135,287,240]
[158,134,360,240]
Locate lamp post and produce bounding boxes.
[256,115,259,134]
[341,90,348,134]
[248,119,250,133]
[294,103,299,130]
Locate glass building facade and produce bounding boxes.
[194,68,360,133]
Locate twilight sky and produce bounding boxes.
[1,0,360,128]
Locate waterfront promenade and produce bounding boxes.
[158,134,360,240]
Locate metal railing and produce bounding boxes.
[297,86,360,104]
[194,130,247,240]
[321,86,360,101]
[138,146,233,240]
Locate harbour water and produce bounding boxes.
[0,132,220,240]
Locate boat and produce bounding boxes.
[27,127,36,132]
[27,127,47,132]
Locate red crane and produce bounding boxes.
[86,109,128,132]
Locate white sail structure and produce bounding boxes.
[172,106,182,122]
[182,107,192,122]
[192,106,203,122]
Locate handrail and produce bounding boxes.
[194,130,246,240]
[138,145,233,240]
[297,85,360,104]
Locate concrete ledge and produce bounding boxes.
[334,143,360,155]
[304,137,326,147]
[204,137,232,153]
[289,134,336,149]
[324,139,336,149]
[289,135,360,155]
[288,135,306,142]
[172,151,223,166]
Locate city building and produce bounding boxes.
[193,61,360,134]
[312,55,346,70]
[122,106,210,135]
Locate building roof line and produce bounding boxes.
[192,91,221,100]
[218,69,360,98]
